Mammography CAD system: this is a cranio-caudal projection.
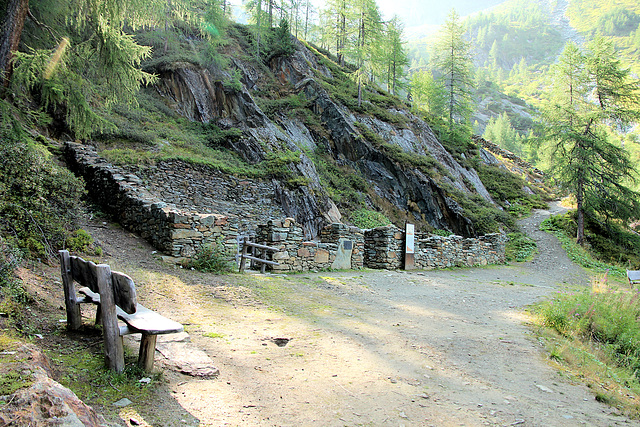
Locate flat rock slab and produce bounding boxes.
[151,333,219,378]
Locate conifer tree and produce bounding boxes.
[541,40,640,244]
[432,9,474,137]
[382,16,408,96]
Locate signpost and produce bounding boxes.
[404,223,415,270]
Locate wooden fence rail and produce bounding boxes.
[239,239,280,273]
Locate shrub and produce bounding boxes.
[535,286,640,379]
[350,209,391,229]
[506,232,537,262]
[184,242,234,273]
[0,112,85,258]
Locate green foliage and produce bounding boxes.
[483,112,525,155]
[540,39,640,243]
[257,93,310,121]
[0,238,30,307]
[312,148,366,208]
[184,242,234,274]
[0,371,33,395]
[265,19,295,61]
[0,109,85,259]
[224,69,244,92]
[201,123,243,147]
[350,209,391,229]
[596,7,640,36]
[263,150,301,179]
[51,346,157,407]
[477,164,547,214]
[467,1,564,69]
[450,191,516,235]
[66,229,101,255]
[506,232,537,262]
[534,287,640,380]
[432,9,475,131]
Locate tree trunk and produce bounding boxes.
[163,0,172,55]
[576,176,585,245]
[1,0,29,87]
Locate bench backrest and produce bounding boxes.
[69,255,137,314]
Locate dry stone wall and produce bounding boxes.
[64,142,240,258]
[64,142,506,272]
[255,220,364,272]
[365,225,506,270]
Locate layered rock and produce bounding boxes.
[151,36,497,237]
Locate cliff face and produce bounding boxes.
[152,36,496,238]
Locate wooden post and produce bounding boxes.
[260,241,267,274]
[138,333,158,372]
[239,239,248,273]
[95,264,125,373]
[59,250,82,330]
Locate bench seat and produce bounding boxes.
[78,287,183,335]
[60,250,184,373]
[628,270,640,287]
[77,286,183,371]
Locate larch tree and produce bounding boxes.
[4,0,167,138]
[541,39,640,244]
[432,8,474,136]
[382,15,408,96]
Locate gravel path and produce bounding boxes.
[81,203,636,426]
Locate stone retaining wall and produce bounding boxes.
[255,220,365,272]
[364,226,506,270]
[63,142,239,258]
[64,142,507,272]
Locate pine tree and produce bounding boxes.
[432,8,474,140]
[540,40,640,244]
[382,16,408,96]
[5,0,164,138]
[410,70,447,120]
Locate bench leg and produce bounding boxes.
[95,305,102,326]
[59,250,82,330]
[138,333,157,372]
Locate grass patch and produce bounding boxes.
[49,344,159,408]
[477,164,548,215]
[350,209,391,229]
[506,232,537,262]
[532,275,640,417]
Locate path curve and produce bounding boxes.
[85,204,633,426]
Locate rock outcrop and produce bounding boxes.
[150,36,497,237]
[0,344,110,427]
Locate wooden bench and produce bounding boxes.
[59,250,183,373]
[628,270,640,288]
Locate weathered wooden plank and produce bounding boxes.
[59,250,81,330]
[239,241,249,273]
[242,241,280,252]
[628,270,640,287]
[111,271,137,314]
[95,264,125,373]
[241,254,279,266]
[119,304,184,335]
[71,256,99,292]
[78,288,182,335]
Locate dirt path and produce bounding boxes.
[75,204,636,426]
